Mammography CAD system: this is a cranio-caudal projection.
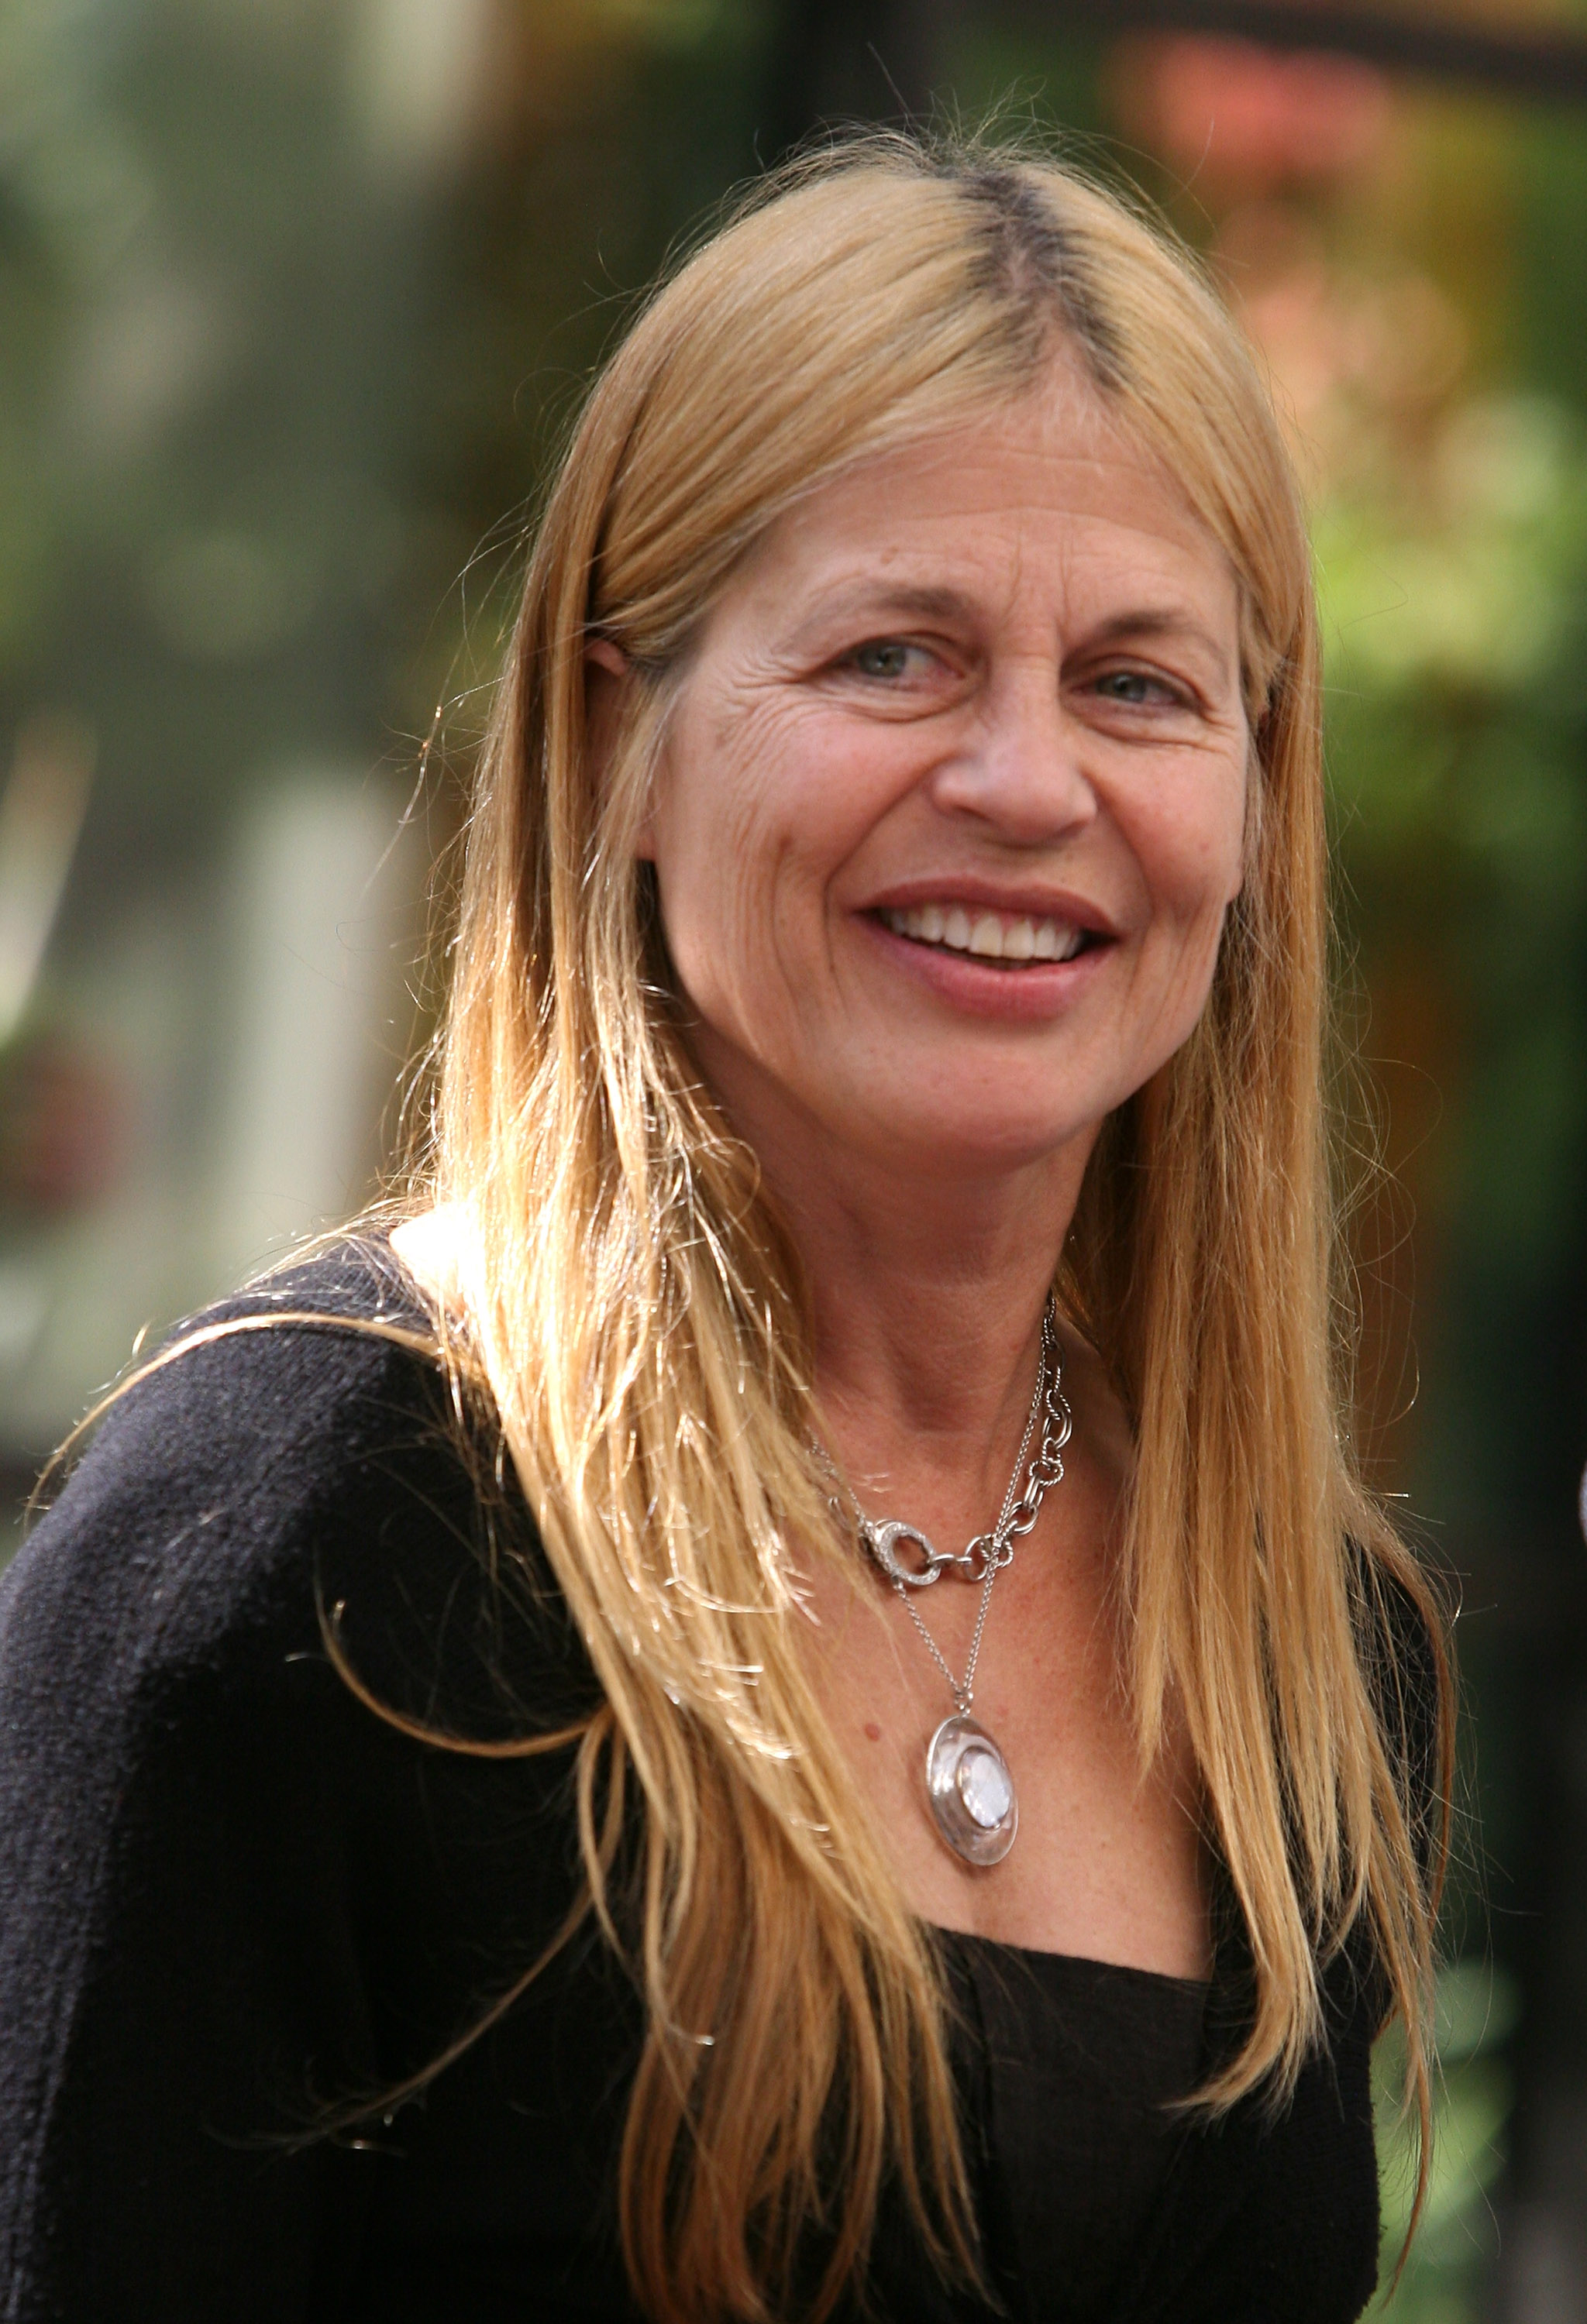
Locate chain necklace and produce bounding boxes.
[817,1299,1073,1868]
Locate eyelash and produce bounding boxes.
[840,641,1195,709]
[1090,669,1186,707]
[847,638,935,681]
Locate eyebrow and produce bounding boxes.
[1069,609,1245,679]
[1079,607,1235,669]
[787,579,978,637]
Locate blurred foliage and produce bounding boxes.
[0,0,780,1460]
[1320,393,1587,1319]
[0,0,774,865]
[1372,1961,1520,2321]
[1272,90,1587,2324]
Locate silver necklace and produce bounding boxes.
[818,1301,1072,1868]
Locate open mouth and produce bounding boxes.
[878,904,1097,967]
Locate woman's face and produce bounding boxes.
[636,366,1251,1189]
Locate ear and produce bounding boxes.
[585,637,629,734]
[584,636,629,774]
[584,638,659,862]
[586,638,628,682]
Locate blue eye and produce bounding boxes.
[1095,669,1172,705]
[852,640,916,680]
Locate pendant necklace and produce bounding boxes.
[818,1300,1072,1868]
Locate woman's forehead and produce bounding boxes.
[721,386,1241,643]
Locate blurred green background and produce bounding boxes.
[3,1,1586,2313]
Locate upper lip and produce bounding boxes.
[858,875,1121,940]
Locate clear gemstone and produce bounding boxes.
[957,1744,1011,1830]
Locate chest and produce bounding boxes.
[349,1908,1382,2324]
[797,1496,1210,1976]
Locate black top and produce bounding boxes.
[0,1246,1386,2322]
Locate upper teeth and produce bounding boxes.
[884,905,1085,962]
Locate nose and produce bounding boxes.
[924,659,1098,845]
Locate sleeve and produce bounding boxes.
[0,1332,393,2319]
[0,1282,596,2323]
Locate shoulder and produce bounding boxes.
[2,1240,439,1662]
[0,1237,585,1749]
[40,1232,445,1483]
[0,1245,601,2309]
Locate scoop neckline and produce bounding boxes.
[931,1924,1213,1996]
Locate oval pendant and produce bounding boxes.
[925,1714,1018,1866]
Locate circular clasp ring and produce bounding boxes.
[863,1519,948,1589]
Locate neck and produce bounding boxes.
[737,1092,1097,1525]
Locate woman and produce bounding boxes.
[0,137,1450,2322]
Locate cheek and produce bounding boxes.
[1144,761,1249,923]
[652,796,756,1006]
[1127,791,1247,1073]
[657,702,885,929]
[646,726,810,1020]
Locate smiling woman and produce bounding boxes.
[636,381,1248,1167]
[0,136,1451,2324]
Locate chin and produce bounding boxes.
[852,1102,1106,1179]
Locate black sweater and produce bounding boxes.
[0,1247,1386,2322]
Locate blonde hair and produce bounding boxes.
[410,133,1448,2320]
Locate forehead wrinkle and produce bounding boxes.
[734,406,1242,679]
[778,577,980,648]
[1080,604,1239,680]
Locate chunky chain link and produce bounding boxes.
[814,1299,1072,1713]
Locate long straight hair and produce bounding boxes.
[412,134,1451,2322]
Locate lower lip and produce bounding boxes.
[859,914,1112,1020]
